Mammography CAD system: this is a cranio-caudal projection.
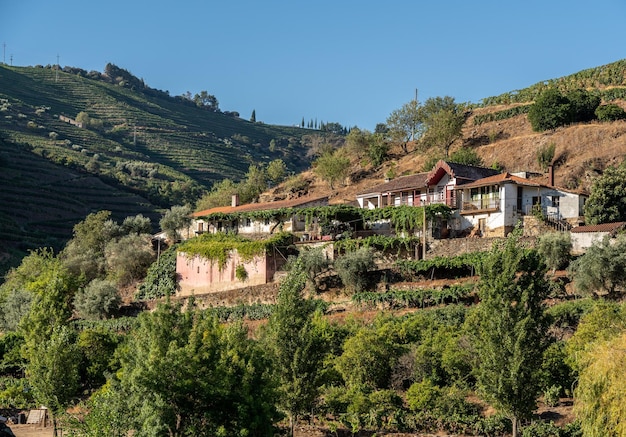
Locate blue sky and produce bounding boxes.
[2,1,626,130]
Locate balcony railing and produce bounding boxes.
[461,198,500,213]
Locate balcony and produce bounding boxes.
[460,198,500,214]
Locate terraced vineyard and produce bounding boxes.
[0,64,322,274]
[0,136,161,272]
[0,65,317,204]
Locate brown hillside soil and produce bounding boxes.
[267,106,626,204]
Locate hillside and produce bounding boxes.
[0,64,324,273]
[268,60,626,204]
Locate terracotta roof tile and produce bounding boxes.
[356,173,428,196]
[571,222,626,234]
[193,195,329,217]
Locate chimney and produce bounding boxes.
[231,193,239,207]
[548,164,554,187]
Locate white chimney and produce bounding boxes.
[231,193,239,207]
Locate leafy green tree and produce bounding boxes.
[595,103,626,121]
[473,233,551,437]
[335,327,402,390]
[61,211,122,281]
[266,158,287,185]
[334,247,376,292]
[250,109,256,122]
[536,231,571,272]
[136,244,179,300]
[345,127,371,159]
[73,279,121,320]
[567,235,626,298]
[449,146,484,166]
[263,257,326,436]
[528,88,573,131]
[420,98,466,157]
[159,205,192,241]
[566,89,600,123]
[297,247,332,292]
[104,233,155,286]
[27,325,81,436]
[368,134,390,167]
[314,149,350,189]
[193,90,219,111]
[195,178,239,210]
[97,304,278,436]
[77,328,121,389]
[121,214,152,235]
[583,164,626,224]
[386,99,422,153]
[239,163,268,203]
[574,331,626,436]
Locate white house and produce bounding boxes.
[454,172,587,237]
[356,173,429,209]
[189,195,329,239]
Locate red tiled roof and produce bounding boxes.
[192,195,329,217]
[457,172,544,189]
[425,160,500,186]
[571,222,626,234]
[356,173,428,196]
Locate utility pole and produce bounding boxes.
[2,42,5,64]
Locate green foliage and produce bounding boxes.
[26,325,81,417]
[545,298,596,332]
[386,98,422,153]
[178,232,292,269]
[595,103,626,121]
[314,149,351,189]
[104,233,155,286]
[73,279,121,320]
[297,247,331,290]
[136,244,179,300]
[77,328,121,389]
[537,231,571,271]
[528,88,600,132]
[334,247,376,292]
[584,164,626,224]
[568,235,626,297]
[0,376,34,409]
[266,158,287,184]
[420,104,466,157]
[406,378,440,412]
[473,233,551,434]
[528,88,573,131]
[574,331,626,437]
[159,204,192,241]
[234,264,248,282]
[336,326,403,389]
[448,146,484,166]
[537,142,556,171]
[395,251,488,277]
[93,304,279,436]
[565,301,626,373]
[473,104,532,125]
[263,257,327,435]
[352,284,474,309]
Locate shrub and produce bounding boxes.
[544,385,561,407]
[73,279,121,320]
[521,420,564,437]
[406,379,440,412]
[595,103,626,121]
[334,247,376,292]
[235,264,248,282]
[537,231,571,271]
[537,142,556,172]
